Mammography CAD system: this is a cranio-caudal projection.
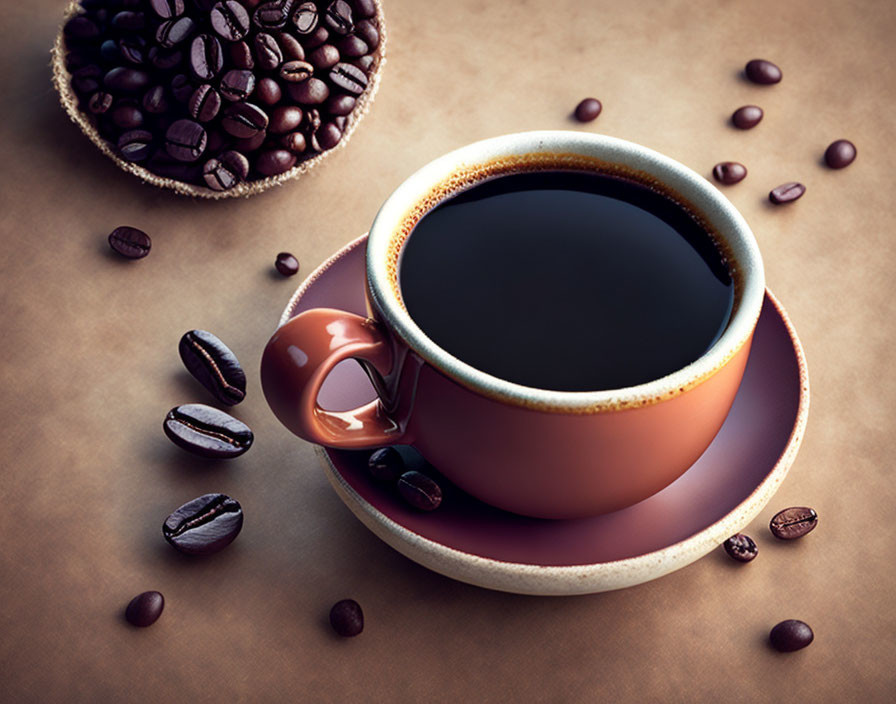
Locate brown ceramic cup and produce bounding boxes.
[261,131,766,519]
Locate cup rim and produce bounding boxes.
[366,131,765,413]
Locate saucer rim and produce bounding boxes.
[287,236,809,595]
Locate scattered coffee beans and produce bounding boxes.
[769,182,806,205]
[769,619,814,652]
[125,591,165,627]
[574,98,602,122]
[723,533,758,562]
[62,0,382,189]
[178,329,246,405]
[367,446,404,481]
[329,598,364,637]
[744,59,782,85]
[163,403,253,458]
[163,493,243,555]
[108,225,152,258]
[397,470,442,511]
[712,161,747,185]
[769,506,817,539]
[731,105,763,129]
[274,251,300,276]
[824,139,857,169]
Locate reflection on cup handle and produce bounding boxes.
[261,308,404,448]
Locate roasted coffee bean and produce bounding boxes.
[229,40,254,69]
[162,493,244,554]
[769,620,813,652]
[712,161,747,185]
[304,26,329,49]
[205,128,230,154]
[101,39,123,63]
[254,32,283,70]
[317,121,342,149]
[274,251,300,276]
[328,62,367,94]
[220,70,256,101]
[333,115,347,131]
[769,506,817,538]
[170,73,193,102]
[269,105,303,133]
[253,0,293,29]
[150,0,185,19]
[309,43,340,69]
[104,66,150,92]
[117,130,154,161]
[165,119,207,161]
[203,150,250,190]
[745,59,782,85]
[354,19,379,49]
[287,77,329,103]
[338,35,367,58]
[190,34,224,80]
[352,54,373,72]
[769,182,806,205]
[329,599,363,637]
[64,16,100,41]
[233,129,268,152]
[112,103,144,129]
[256,77,282,105]
[352,0,376,18]
[824,139,856,169]
[189,84,222,122]
[324,0,354,35]
[65,49,92,72]
[221,102,269,138]
[179,329,247,404]
[211,1,251,41]
[276,31,305,60]
[141,86,168,114]
[326,93,355,115]
[164,405,253,458]
[279,60,314,82]
[255,149,297,175]
[732,105,763,129]
[74,67,101,97]
[108,226,151,258]
[281,131,306,153]
[88,91,114,114]
[303,107,321,133]
[574,97,602,122]
[111,11,145,31]
[367,446,404,481]
[148,46,183,69]
[291,2,319,33]
[125,591,164,627]
[118,37,146,65]
[156,16,195,48]
[397,471,442,511]
[723,533,757,562]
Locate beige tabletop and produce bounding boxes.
[2,0,895,701]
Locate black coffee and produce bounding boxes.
[399,170,734,392]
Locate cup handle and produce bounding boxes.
[261,308,404,448]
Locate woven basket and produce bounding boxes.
[51,0,387,199]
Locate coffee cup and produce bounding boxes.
[261,131,765,519]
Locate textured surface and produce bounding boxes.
[1,0,894,701]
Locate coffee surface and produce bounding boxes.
[399,170,734,391]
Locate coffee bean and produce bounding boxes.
[253,0,293,30]
[88,91,114,114]
[303,107,321,133]
[281,131,306,153]
[64,16,100,41]
[339,35,368,58]
[211,1,251,41]
[333,115,347,131]
[304,26,330,49]
[354,19,379,50]
[769,182,806,205]
[352,54,373,72]
[256,77,282,105]
[104,66,150,92]
[229,40,255,69]
[326,93,355,115]
[65,50,92,72]
[156,16,195,48]
[111,11,145,32]
[73,67,102,97]
[574,97,602,122]
[269,105,303,133]
[309,43,340,69]
[352,0,376,19]
[170,73,194,102]
[164,405,253,458]
[328,62,367,94]
[276,31,306,60]
[125,591,164,627]
[286,77,330,103]
[117,130,154,161]
[824,139,856,169]
[233,129,268,153]
[179,329,247,404]
[148,46,183,69]
[324,0,354,35]
[165,119,207,161]
[255,149,297,175]
[112,103,144,129]
[712,161,747,185]
[317,121,342,149]
[723,533,757,562]
[397,471,442,511]
[189,84,222,122]
[769,620,813,652]
[150,0,185,19]
[367,446,404,481]
[220,69,257,101]
[274,251,300,276]
[280,60,314,82]
[769,506,817,539]
[203,150,250,190]
[329,599,363,637]
[101,39,122,63]
[291,2,319,34]
[254,32,283,70]
[745,59,782,85]
[221,102,269,138]
[118,37,146,65]
[140,86,167,115]
[163,493,244,555]
[732,105,763,129]
[190,34,224,80]
[205,129,230,155]
[108,226,151,259]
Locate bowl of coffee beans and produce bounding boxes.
[53,0,386,198]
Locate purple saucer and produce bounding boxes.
[282,235,810,594]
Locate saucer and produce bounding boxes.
[281,235,809,595]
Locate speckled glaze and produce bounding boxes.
[261,133,766,518]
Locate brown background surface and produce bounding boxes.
[1,0,894,701]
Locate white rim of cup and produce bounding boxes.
[366,131,765,413]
